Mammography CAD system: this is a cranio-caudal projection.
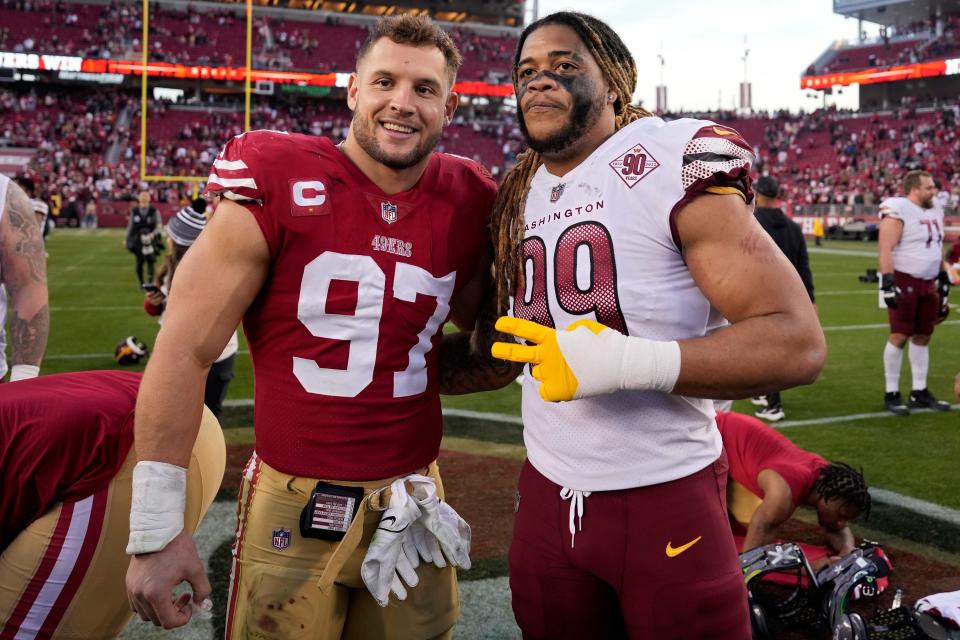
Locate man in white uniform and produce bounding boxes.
[488,11,826,640]
[0,175,48,382]
[878,169,951,415]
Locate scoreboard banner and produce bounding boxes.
[801,56,960,89]
[0,51,514,97]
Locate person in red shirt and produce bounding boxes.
[125,15,518,639]
[0,371,224,639]
[717,411,871,567]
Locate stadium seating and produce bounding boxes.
[0,0,516,79]
[809,15,960,75]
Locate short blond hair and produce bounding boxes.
[903,170,932,195]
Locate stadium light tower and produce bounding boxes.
[739,36,752,114]
[656,48,667,114]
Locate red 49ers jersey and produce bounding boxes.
[206,131,495,480]
[0,371,141,551]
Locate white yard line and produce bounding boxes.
[45,349,251,361]
[49,306,143,312]
[808,247,877,257]
[44,352,113,360]
[822,319,960,331]
[219,402,960,525]
[776,405,960,428]
[869,489,960,526]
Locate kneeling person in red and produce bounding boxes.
[0,371,224,639]
[717,411,870,570]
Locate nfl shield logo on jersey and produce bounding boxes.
[272,528,291,551]
[550,183,565,203]
[381,201,398,224]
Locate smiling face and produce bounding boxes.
[514,24,613,162]
[347,37,457,172]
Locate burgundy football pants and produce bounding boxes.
[508,458,750,640]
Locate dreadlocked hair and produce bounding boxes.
[492,11,655,314]
[813,462,871,520]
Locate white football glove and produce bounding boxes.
[405,519,446,568]
[361,478,422,607]
[407,475,472,570]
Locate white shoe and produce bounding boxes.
[755,405,785,422]
[750,396,768,407]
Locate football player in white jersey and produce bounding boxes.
[878,170,951,415]
[488,12,825,639]
[0,175,48,382]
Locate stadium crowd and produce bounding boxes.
[0,0,517,80]
[811,14,960,75]
[743,105,960,209]
[4,79,960,214]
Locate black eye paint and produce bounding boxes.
[517,71,605,158]
[517,69,576,99]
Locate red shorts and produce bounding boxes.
[509,459,750,640]
[888,271,940,337]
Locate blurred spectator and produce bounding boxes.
[124,191,161,287]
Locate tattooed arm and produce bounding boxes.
[0,182,49,371]
[439,256,522,395]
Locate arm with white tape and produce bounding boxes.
[492,194,826,401]
[491,318,679,402]
[125,199,270,629]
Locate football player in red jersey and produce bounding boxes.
[717,411,870,568]
[0,371,224,639]
[488,12,826,639]
[125,15,518,639]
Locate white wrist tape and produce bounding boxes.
[619,336,681,393]
[9,365,40,381]
[126,461,187,555]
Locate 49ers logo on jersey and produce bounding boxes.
[290,179,331,216]
[609,142,660,189]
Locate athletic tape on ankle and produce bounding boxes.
[126,461,187,555]
[620,337,681,393]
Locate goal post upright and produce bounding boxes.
[139,0,254,186]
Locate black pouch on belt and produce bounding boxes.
[299,480,364,541]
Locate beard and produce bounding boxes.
[921,195,935,209]
[351,110,441,171]
[518,76,605,158]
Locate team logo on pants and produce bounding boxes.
[272,528,291,551]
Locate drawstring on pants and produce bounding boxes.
[559,487,591,548]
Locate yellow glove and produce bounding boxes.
[491,316,682,402]
[491,317,611,402]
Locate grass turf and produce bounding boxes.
[40,231,960,513]
[44,230,960,638]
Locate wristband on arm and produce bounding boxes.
[9,365,40,381]
[126,461,187,555]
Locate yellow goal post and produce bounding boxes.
[138,0,254,192]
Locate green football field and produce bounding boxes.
[41,229,960,509]
[36,229,960,639]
